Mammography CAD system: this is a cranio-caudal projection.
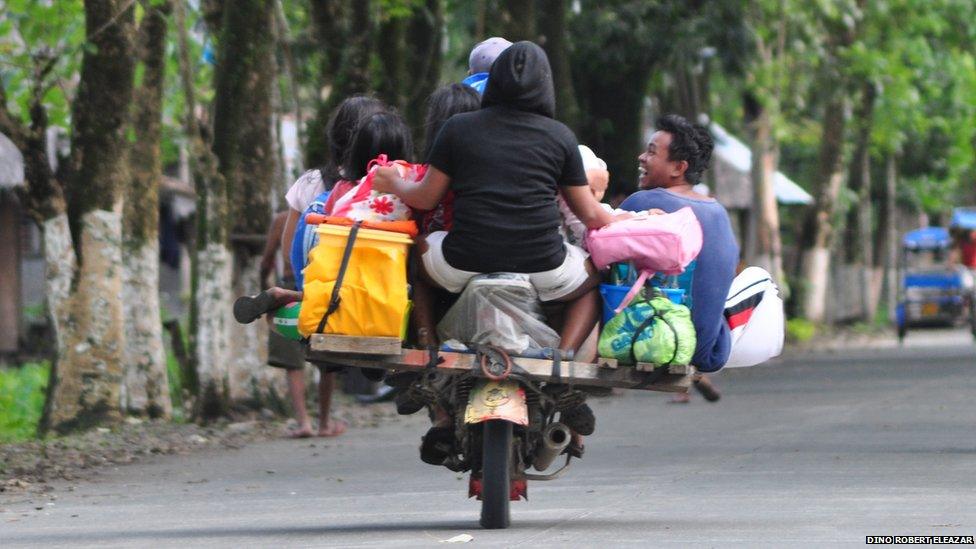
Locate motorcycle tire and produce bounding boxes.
[969,298,976,341]
[480,420,512,529]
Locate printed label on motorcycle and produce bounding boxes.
[464,380,529,426]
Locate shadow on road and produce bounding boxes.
[2,516,777,545]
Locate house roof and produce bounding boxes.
[0,132,25,189]
[709,122,813,209]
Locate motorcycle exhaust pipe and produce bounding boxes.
[532,422,572,471]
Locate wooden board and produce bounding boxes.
[635,362,693,375]
[308,334,402,355]
[305,347,692,393]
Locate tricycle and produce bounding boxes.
[951,207,976,340]
[895,226,975,342]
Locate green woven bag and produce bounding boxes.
[597,291,696,366]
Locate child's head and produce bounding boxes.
[325,95,387,179]
[343,111,414,180]
[578,145,609,202]
[423,83,481,157]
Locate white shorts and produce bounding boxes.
[421,231,591,302]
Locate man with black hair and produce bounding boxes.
[621,114,739,394]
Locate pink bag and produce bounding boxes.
[585,206,703,275]
[331,155,427,222]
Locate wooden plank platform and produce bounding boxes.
[635,362,694,375]
[306,345,692,393]
[309,334,402,355]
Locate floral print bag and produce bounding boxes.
[330,154,427,222]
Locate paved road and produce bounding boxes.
[3,339,976,548]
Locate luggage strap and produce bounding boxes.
[315,221,362,334]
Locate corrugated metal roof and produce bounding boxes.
[709,122,813,207]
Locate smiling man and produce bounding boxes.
[621,114,739,376]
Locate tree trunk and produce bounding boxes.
[122,0,172,419]
[309,0,348,92]
[211,0,280,407]
[841,84,877,321]
[537,0,579,131]
[376,1,444,149]
[575,65,651,197]
[404,0,444,139]
[377,12,408,112]
[799,96,848,322]
[498,0,535,41]
[744,93,786,290]
[176,0,230,418]
[306,0,372,168]
[882,153,898,321]
[45,0,136,433]
[37,214,75,434]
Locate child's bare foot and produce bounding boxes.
[287,426,314,439]
[234,287,304,324]
[286,419,315,438]
[318,419,347,437]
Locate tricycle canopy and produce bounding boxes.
[902,227,951,251]
[950,208,976,231]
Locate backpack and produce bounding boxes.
[291,190,331,291]
[585,206,703,275]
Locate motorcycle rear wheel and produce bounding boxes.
[480,420,512,529]
[969,297,976,340]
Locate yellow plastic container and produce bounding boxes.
[299,225,412,338]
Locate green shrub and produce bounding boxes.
[166,347,184,416]
[786,318,817,343]
[0,362,50,443]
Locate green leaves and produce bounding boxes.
[0,0,85,127]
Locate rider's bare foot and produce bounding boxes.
[318,419,347,437]
[567,432,585,458]
[669,392,691,404]
[417,327,439,349]
[693,376,721,402]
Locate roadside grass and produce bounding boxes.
[786,318,817,343]
[166,344,185,421]
[0,344,186,443]
[0,362,49,443]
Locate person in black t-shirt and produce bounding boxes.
[373,41,630,354]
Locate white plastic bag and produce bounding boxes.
[437,273,560,354]
[723,266,784,368]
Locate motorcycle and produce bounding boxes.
[305,276,693,529]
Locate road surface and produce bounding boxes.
[3,336,976,547]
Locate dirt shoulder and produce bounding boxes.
[0,395,397,502]
[787,325,972,353]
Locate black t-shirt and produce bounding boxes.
[426,106,587,273]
